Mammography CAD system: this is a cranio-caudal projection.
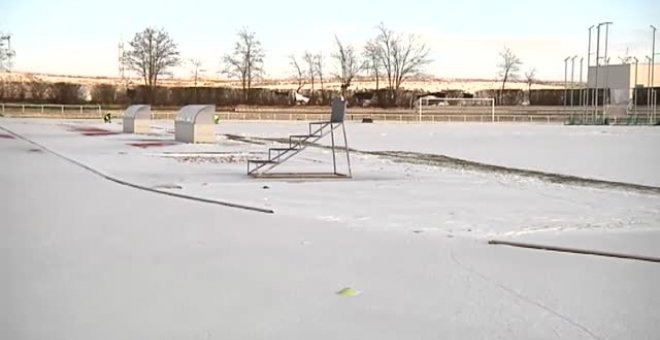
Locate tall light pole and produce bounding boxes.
[633,56,639,112]
[586,25,594,111]
[647,56,653,114]
[579,57,584,106]
[564,56,570,106]
[652,25,657,122]
[594,25,601,113]
[570,55,578,106]
[600,22,613,109]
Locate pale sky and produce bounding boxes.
[1,0,658,81]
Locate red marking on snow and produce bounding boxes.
[127,141,178,148]
[69,126,118,136]
[0,134,15,139]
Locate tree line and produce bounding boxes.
[2,26,547,107]
[123,23,432,106]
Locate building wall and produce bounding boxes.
[587,64,631,89]
[587,64,660,88]
[631,64,660,87]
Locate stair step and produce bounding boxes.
[269,148,296,152]
[290,134,320,139]
[247,159,277,164]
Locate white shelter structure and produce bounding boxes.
[174,105,216,143]
[122,105,151,134]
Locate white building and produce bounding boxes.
[587,63,660,105]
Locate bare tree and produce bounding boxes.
[497,46,522,104]
[223,28,265,103]
[314,53,325,91]
[314,53,326,103]
[289,55,305,92]
[303,51,316,92]
[333,36,362,97]
[190,59,205,86]
[0,33,15,71]
[372,23,431,105]
[126,27,180,103]
[189,59,205,102]
[524,68,536,93]
[363,39,381,91]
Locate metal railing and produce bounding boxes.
[1,102,656,125]
[209,112,570,123]
[0,103,102,116]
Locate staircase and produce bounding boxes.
[247,121,342,177]
[247,99,352,178]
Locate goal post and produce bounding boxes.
[416,97,496,122]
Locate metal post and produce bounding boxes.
[652,25,657,123]
[646,56,653,109]
[341,122,352,177]
[491,98,495,123]
[570,55,577,106]
[417,98,422,122]
[330,123,337,174]
[601,22,613,113]
[564,57,570,106]
[647,56,653,123]
[579,57,584,106]
[633,57,639,113]
[594,24,601,116]
[586,25,594,113]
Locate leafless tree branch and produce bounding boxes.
[372,23,431,105]
[222,28,265,103]
[289,55,306,92]
[498,46,522,103]
[303,51,316,92]
[333,35,362,97]
[524,68,536,92]
[126,27,180,103]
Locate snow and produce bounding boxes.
[214,121,660,188]
[2,117,660,340]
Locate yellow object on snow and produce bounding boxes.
[336,287,360,297]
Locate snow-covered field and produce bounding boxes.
[2,118,659,340]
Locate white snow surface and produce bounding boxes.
[1,118,660,340]
[216,121,660,187]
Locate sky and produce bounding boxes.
[0,0,658,81]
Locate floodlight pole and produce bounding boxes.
[579,57,584,106]
[586,25,594,113]
[604,23,611,108]
[570,56,578,106]
[594,25,601,115]
[647,56,652,123]
[564,57,570,106]
[652,25,657,123]
[633,56,639,113]
[596,21,612,113]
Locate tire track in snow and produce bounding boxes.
[226,134,660,195]
[449,249,603,340]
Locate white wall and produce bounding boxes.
[587,64,631,89]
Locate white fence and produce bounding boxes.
[1,103,655,124]
[211,112,570,123]
[0,103,102,115]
